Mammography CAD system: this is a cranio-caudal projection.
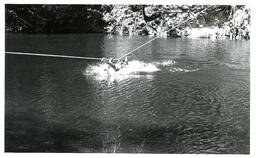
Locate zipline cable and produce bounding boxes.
[5,51,103,60]
[118,6,213,60]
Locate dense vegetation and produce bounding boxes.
[5,4,250,39]
[5,5,108,33]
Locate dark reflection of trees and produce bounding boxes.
[5,33,106,58]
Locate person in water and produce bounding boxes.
[101,57,128,71]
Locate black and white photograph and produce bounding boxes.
[3,1,253,156]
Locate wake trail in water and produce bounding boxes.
[154,60,176,66]
[169,67,199,73]
[155,59,199,73]
[84,59,200,81]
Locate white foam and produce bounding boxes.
[84,60,160,82]
[122,60,160,73]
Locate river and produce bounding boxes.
[5,33,250,153]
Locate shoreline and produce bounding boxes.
[5,28,250,41]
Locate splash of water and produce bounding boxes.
[84,60,160,82]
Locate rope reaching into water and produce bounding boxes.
[118,6,213,60]
[5,52,103,60]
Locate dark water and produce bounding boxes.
[5,33,250,153]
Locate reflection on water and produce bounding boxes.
[5,34,249,153]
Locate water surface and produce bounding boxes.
[5,33,250,153]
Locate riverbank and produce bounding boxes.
[6,5,250,40]
[103,5,250,40]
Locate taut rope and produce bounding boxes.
[5,52,102,60]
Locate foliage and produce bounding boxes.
[223,6,250,39]
[5,4,250,39]
[103,5,250,39]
